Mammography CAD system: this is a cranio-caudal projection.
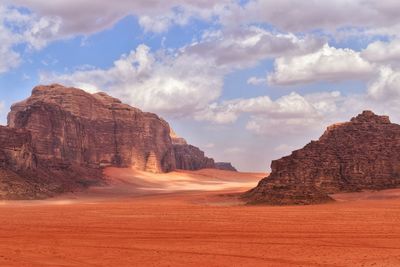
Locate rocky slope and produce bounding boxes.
[245,111,400,205]
[170,130,215,170]
[215,162,237,172]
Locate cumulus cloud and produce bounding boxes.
[196,90,345,135]
[0,5,61,73]
[40,44,223,116]
[368,67,400,101]
[268,44,376,85]
[8,0,230,35]
[362,39,400,66]
[222,0,400,35]
[185,26,323,69]
[39,26,324,117]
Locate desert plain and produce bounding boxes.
[0,168,399,267]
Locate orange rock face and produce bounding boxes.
[0,84,218,199]
[8,84,176,173]
[246,111,400,205]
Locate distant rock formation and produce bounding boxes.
[215,162,237,172]
[245,111,400,205]
[170,130,215,170]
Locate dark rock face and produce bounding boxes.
[173,144,215,170]
[0,125,100,199]
[8,84,176,173]
[245,111,400,205]
[170,131,215,170]
[215,162,237,172]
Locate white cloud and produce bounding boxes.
[39,26,324,118]
[362,39,400,66]
[40,44,223,116]
[8,0,230,35]
[195,90,345,136]
[0,5,61,73]
[222,0,400,35]
[247,76,266,86]
[368,67,400,101]
[185,27,323,69]
[268,44,375,85]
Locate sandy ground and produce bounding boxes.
[0,168,400,266]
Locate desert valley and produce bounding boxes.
[2,1,400,266]
[0,85,399,266]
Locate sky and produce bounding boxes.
[1,1,400,172]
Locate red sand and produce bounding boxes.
[0,169,400,266]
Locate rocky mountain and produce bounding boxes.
[0,84,217,199]
[245,111,400,205]
[170,130,215,170]
[9,84,176,173]
[215,162,237,172]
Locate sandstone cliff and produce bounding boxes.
[245,111,400,205]
[0,84,219,199]
[215,162,237,172]
[170,130,215,170]
[8,84,176,173]
[0,125,100,199]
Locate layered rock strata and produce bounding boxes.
[170,130,215,170]
[8,84,176,173]
[215,162,237,172]
[245,111,400,205]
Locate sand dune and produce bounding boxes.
[103,167,265,192]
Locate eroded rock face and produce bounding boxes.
[0,125,100,199]
[170,131,215,170]
[215,162,237,172]
[245,111,400,205]
[0,84,219,199]
[8,84,176,173]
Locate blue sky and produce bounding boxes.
[1,1,400,171]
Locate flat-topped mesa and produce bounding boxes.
[245,110,400,205]
[8,84,176,173]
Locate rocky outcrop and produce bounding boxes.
[245,111,400,205]
[0,125,100,199]
[0,84,221,199]
[215,162,237,172]
[170,130,215,170]
[8,84,176,173]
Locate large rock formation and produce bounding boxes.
[0,125,100,199]
[8,84,176,173]
[170,130,215,170]
[215,162,237,172]
[245,111,400,205]
[0,84,219,199]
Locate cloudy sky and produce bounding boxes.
[1,1,400,171]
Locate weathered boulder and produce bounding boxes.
[245,111,400,205]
